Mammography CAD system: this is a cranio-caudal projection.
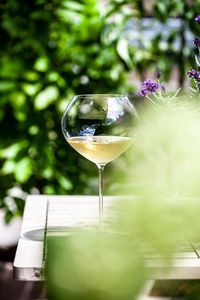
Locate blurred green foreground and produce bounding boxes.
[46,104,200,300]
[1,0,200,221]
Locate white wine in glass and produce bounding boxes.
[61,94,138,224]
[67,136,134,165]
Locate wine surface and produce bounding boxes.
[67,135,134,165]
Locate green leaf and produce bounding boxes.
[0,81,16,92]
[34,57,49,72]
[0,60,23,78]
[1,141,29,159]
[43,185,56,194]
[22,83,41,96]
[14,198,25,215]
[24,71,40,81]
[14,157,33,183]
[14,111,27,121]
[34,86,59,110]
[195,54,200,67]
[157,2,167,14]
[58,175,73,191]
[56,8,82,23]
[116,39,132,68]
[61,1,83,11]
[10,92,26,108]
[4,210,14,224]
[42,167,54,179]
[28,125,39,135]
[2,160,15,174]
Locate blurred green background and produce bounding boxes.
[1,0,200,220]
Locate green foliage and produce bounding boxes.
[110,0,200,84]
[0,0,128,216]
[1,0,200,219]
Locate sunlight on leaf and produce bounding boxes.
[116,39,132,68]
[34,56,49,72]
[22,83,41,96]
[0,141,29,159]
[2,160,15,174]
[34,86,59,110]
[57,174,73,191]
[14,157,33,183]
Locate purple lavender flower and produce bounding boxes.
[161,84,166,92]
[193,37,200,47]
[187,69,200,82]
[195,15,200,23]
[156,71,161,79]
[139,88,148,96]
[139,79,159,96]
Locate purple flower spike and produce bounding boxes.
[193,37,200,47]
[195,15,200,23]
[156,71,161,79]
[187,69,200,82]
[161,84,166,92]
[139,79,159,96]
[139,89,148,96]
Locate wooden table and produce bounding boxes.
[13,195,200,285]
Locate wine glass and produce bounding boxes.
[61,94,138,224]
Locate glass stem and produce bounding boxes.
[97,164,105,225]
